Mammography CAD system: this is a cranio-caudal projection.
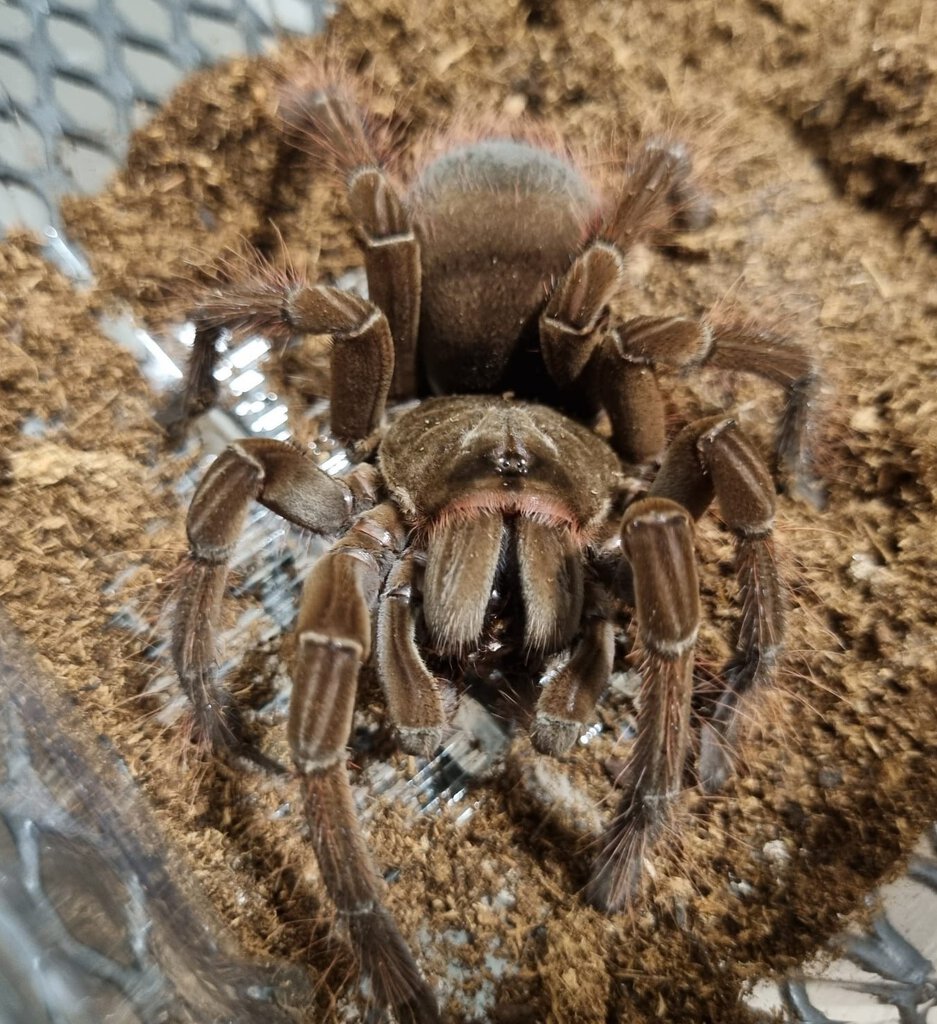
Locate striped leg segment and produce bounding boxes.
[539,137,712,412]
[601,136,715,250]
[651,415,784,791]
[279,85,422,398]
[349,168,422,399]
[376,550,448,758]
[172,439,372,753]
[163,254,395,445]
[588,497,700,911]
[183,280,395,445]
[290,504,439,1024]
[607,315,822,503]
[539,242,625,389]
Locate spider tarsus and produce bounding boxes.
[156,367,218,448]
[155,395,194,449]
[195,691,240,752]
[157,319,230,446]
[529,711,579,757]
[179,672,283,773]
[671,185,716,232]
[395,724,444,759]
[643,137,716,232]
[698,721,734,794]
[781,465,828,510]
[776,389,826,509]
[346,911,440,1024]
[302,761,439,1023]
[585,814,652,913]
[697,640,778,793]
[277,78,378,178]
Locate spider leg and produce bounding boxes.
[291,502,439,1024]
[539,156,820,506]
[651,414,784,792]
[172,281,395,447]
[157,323,223,444]
[280,87,422,398]
[599,314,823,505]
[587,497,699,912]
[540,242,625,388]
[376,549,449,758]
[601,136,715,249]
[538,242,668,476]
[348,168,422,399]
[539,135,712,392]
[529,583,614,757]
[173,440,377,753]
[289,287,395,443]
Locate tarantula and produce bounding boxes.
[168,84,818,1023]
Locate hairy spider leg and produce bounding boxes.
[538,137,706,396]
[176,281,395,447]
[587,496,700,912]
[538,140,821,505]
[280,87,422,398]
[608,316,822,504]
[651,414,784,791]
[173,439,377,752]
[291,502,440,1024]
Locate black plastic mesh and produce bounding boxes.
[0,0,327,234]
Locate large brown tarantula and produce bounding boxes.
[169,84,819,1023]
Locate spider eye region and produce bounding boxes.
[493,447,529,477]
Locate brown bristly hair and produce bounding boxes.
[273,53,393,181]
[182,238,313,344]
[405,109,603,232]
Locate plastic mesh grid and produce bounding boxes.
[0,0,327,234]
[0,619,312,1024]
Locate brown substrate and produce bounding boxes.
[1,0,935,1021]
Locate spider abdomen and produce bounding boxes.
[409,140,598,394]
